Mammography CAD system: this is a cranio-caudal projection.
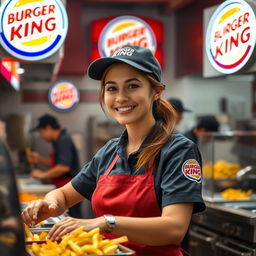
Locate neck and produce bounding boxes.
[125,117,156,155]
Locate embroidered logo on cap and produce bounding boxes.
[112,47,135,57]
[182,159,202,183]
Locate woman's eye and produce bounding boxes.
[128,84,140,89]
[105,86,117,92]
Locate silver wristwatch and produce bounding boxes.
[104,214,116,233]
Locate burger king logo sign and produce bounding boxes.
[182,159,202,183]
[98,15,156,57]
[48,81,79,112]
[0,0,68,61]
[205,0,256,74]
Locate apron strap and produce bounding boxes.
[105,154,120,175]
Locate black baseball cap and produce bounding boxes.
[30,114,60,132]
[167,98,191,113]
[197,115,220,132]
[87,45,162,82]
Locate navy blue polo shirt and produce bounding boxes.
[72,127,205,214]
[53,129,80,178]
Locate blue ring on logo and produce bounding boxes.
[0,33,62,57]
[98,15,156,57]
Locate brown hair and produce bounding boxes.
[99,68,177,170]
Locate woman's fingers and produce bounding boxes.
[48,217,79,241]
[22,200,51,225]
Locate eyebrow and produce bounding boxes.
[105,78,141,85]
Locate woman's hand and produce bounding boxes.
[47,216,106,241]
[21,199,58,226]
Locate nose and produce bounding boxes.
[116,88,129,102]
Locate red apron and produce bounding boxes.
[91,154,182,256]
[49,151,71,188]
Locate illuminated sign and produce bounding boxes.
[99,15,156,57]
[91,16,164,67]
[205,0,256,74]
[48,81,79,112]
[0,59,20,90]
[0,0,68,61]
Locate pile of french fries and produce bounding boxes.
[221,188,253,200]
[26,226,128,256]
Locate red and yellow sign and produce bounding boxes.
[48,81,79,112]
[0,0,68,61]
[90,16,164,67]
[205,0,256,74]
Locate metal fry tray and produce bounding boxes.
[26,244,135,255]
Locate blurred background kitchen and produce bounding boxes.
[0,0,256,255]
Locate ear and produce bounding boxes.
[153,86,164,100]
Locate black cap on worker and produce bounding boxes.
[197,115,220,132]
[167,98,192,113]
[30,114,60,132]
[87,45,163,83]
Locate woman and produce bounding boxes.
[22,45,205,256]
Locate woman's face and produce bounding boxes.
[103,63,158,126]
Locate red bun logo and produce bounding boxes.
[98,15,156,57]
[182,159,202,183]
[205,0,256,74]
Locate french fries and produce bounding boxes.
[221,188,253,200]
[27,227,128,256]
[24,223,48,241]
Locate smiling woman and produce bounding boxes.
[22,45,206,256]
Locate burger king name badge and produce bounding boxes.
[0,0,68,61]
[182,159,202,183]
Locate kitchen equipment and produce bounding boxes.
[236,165,256,180]
[26,244,136,256]
[0,138,26,256]
[188,201,256,255]
[198,131,256,202]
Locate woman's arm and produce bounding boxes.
[22,183,84,225]
[113,203,193,246]
[44,182,85,216]
[48,203,193,246]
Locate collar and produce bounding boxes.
[116,120,162,157]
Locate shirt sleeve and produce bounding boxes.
[71,157,98,200]
[160,137,206,213]
[55,137,73,167]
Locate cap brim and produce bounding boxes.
[87,57,153,80]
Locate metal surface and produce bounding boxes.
[192,202,256,243]
[26,244,135,256]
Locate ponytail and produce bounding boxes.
[136,97,177,170]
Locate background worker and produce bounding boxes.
[27,114,82,218]
[184,115,220,144]
[167,98,192,126]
